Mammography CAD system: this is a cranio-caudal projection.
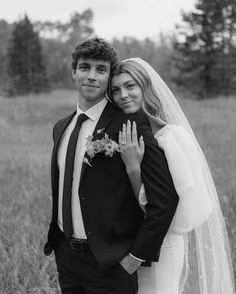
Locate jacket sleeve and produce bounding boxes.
[127,112,179,261]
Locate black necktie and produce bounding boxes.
[62,113,88,238]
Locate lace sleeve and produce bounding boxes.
[157,125,213,234]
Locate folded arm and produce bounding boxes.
[121,111,179,262]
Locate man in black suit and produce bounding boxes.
[44,38,179,294]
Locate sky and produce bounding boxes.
[0,0,196,41]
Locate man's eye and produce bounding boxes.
[98,67,106,73]
[79,65,88,70]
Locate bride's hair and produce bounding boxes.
[108,60,167,127]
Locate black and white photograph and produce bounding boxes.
[0,0,235,293]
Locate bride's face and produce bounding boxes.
[111,73,142,113]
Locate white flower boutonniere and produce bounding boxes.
[84,133,120,166]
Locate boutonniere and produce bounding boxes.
[84,132,120,166]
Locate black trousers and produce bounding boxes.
[54,234,138,294]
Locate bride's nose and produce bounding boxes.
[120,88,128,100]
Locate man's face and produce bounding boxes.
[72,58,111,110]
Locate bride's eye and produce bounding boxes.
[127,83,136,89]
[112,88,119,95]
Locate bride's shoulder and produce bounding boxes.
[155,124,186,140]
[155,124,195,152]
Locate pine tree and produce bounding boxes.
[0,20,12,90]
[7,15,48,96]
[174,0,236,97]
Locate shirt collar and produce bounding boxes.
[76,98,108,121]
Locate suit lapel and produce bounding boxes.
[51,111,76,191]
[80,102,117,180]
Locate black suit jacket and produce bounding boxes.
[44,101,179,270]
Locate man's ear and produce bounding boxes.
[72,70,76,80]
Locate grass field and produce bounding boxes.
[0,90,235,293]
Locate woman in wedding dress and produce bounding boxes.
[108,58,235,294]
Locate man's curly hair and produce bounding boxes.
[71,38,119,71]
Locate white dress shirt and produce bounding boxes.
[57,98,108,238]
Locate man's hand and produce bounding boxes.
[119,254,142,275]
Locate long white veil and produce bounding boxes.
[125,58,235,294]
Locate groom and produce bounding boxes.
[44,37,179,294]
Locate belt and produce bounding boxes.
[69,238,91,252]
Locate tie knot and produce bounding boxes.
[76,113,89,125]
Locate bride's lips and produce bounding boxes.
[120,101,133,107]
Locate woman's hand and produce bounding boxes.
[119,120,144,174]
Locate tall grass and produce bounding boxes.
[0,90,235,293]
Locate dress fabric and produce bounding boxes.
[137,124,213,294]
[138,232,184,294]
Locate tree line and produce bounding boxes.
[0,0,236,98]
[174,0,236,97]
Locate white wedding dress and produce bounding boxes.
[137,124,213,294]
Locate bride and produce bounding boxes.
[108,58,235,294]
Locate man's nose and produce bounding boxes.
[87,68,96,81]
